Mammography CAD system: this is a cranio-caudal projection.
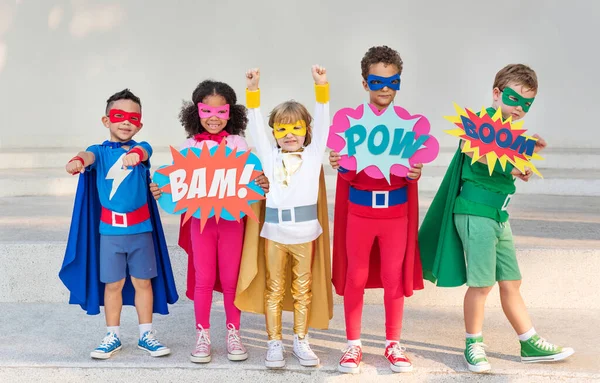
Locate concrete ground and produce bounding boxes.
[0,302,598,382]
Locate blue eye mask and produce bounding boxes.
[366,74,401,91]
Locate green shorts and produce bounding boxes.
[454,214,521,287]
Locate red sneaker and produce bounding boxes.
[384,342,413,372]
[338,345,362,374]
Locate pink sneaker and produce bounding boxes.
[384,342,413,372]
[338,345,362,374]
[190,325,211,363]
[226,323,248,361]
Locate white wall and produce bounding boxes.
[0,0,597,149]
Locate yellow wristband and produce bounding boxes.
[315,83,329,104]
[246,89,260,109]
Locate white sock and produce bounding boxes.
[347,339,362,347]
[386,340,399,347]
[139,323,152,339]
[466,332,482,339]
[518,327,536,341]
[107,326,120,338]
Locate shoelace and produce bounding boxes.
[468,342,488,361]
[142,330,162,348]
[226,324,245,352]
[387,343,407,359]
[341,345,361,362]
[296,338,314,355]
[534,337,557,351]
[98,333,118,349]
[195,326,211,353]
[267,341,284,359]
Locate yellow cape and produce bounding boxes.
[234,168,333,329]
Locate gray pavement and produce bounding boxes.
[0,302,597,382]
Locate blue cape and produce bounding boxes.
[59,169,178,315]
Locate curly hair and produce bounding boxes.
[493,64,538,93]
[361,45,404,79]
[105,88,141,114]
[179,80,248,138]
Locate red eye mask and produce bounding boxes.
[108,109,142,127]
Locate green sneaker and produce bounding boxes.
[464,337,491,373]
[520,334,574,363]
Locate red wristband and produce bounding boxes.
[127,147,144,166]
[69,156,85,165]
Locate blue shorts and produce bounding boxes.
[99,232,157,284]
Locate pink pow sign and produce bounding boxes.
[327,103,439,181]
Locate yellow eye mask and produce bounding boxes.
[273,120,307,139]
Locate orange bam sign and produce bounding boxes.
[153,141,265,231]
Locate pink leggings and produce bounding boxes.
[344,214,408,341]
[191,217,244,329]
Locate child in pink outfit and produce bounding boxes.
[151,80,269,363]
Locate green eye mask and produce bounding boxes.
[501,87,535,113]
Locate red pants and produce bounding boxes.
[344,213,408,340]
[191,217,244,329]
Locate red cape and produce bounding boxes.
[331,174,424,297]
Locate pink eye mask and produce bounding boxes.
[197,103,230,120]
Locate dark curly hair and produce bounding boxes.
[179,80,248,138]
[361,45,404,79]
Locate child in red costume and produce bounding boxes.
[329,46,424,374]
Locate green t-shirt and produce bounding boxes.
[453,107,516,222]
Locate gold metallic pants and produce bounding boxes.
[264,239,314,340]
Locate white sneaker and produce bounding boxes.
[226,323,248,361]
[265,339,285,368]
[293,334,319,367]
[190,325,211,363]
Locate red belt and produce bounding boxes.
[100,204,150,228]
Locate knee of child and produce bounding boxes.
[469,285,494,296]
[346,273,369,290]
[105,279,126,292]
[131,277,152,290]
[292,290,312,304]
[499,279,522,293]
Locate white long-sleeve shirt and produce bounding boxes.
[247,90,329,245]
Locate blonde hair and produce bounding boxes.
[493,64,538,93]
[268,101,313,146]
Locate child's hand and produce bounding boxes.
[66,158,84,175]
[312,65,327,85]
[532,134,547,153]
[122,152,141,169]
[254,173,270,194]
[511,167,532,182]
[246,68,260,91]
[407,163,423,179]
[149,182,162,200]
[329,151,341,169]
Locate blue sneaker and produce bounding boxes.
[90,332,122,359]
[138,330,171,357]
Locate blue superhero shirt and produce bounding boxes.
[86,140,153,235]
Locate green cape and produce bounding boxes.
[419,145,468,287]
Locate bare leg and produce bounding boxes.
[131,277,153,325]
[464,286,494,334]
[104,279,126,327]
[498,280,532,335]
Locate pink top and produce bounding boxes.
[181,134,248,151]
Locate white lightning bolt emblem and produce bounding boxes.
[106,153,133,200]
